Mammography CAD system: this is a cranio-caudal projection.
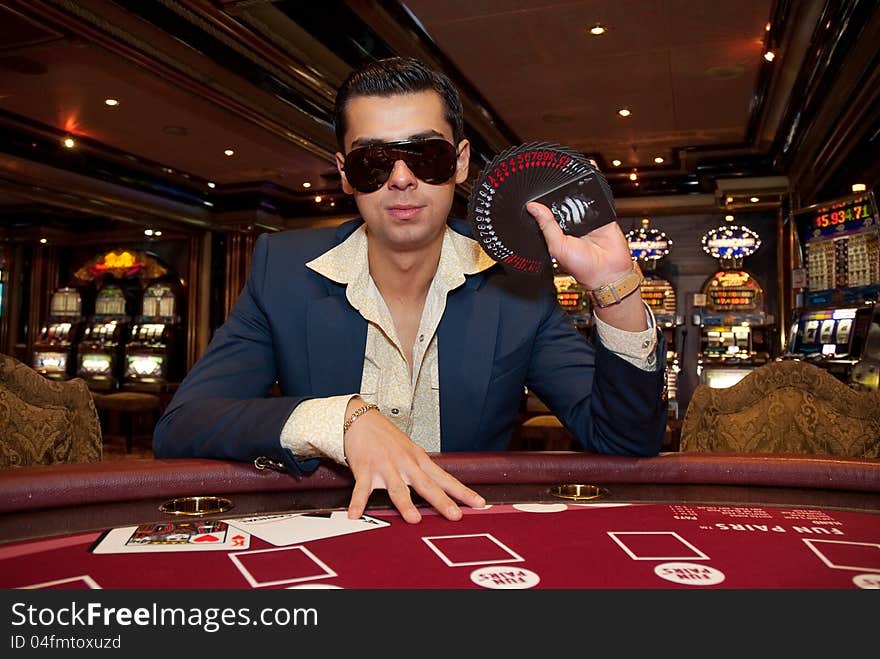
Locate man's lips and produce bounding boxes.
[386,205,424,220]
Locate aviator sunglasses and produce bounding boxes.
[342,138,460,193]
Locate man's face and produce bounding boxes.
[335,90,470,253]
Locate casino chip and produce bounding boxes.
[467,142,617,275]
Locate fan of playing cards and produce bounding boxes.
[467,142,617,274]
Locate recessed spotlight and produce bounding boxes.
[725,214,735,222]
[144,229,154,236]
[611,159,622,167]
[589,23,606,36]
[224,148,235,156]
[750,196,760,203]
[617,108,632,118]
[62,137,75,148]
[726,196,734,204]
[104,98,119,107]
[203,201,214,207]
[764,51,775,62]
[852,183,867,192]
[654,156,664,164]
[154,230,162,237]
[207,181,216,188]
[314,196,322,203]
[39,238,47,244]
[302,182,312,189]
[765,22,771,31]
[629,171,638,181]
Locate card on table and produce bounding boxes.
[225,511,390,547]
[92,520,250,554]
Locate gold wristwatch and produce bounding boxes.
[588,260,644,308]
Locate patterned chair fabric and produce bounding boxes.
[680,359,880,458]
[0,353,102,467]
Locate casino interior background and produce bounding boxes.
[1,0,879,456]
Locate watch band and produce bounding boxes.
[589,261,644,308]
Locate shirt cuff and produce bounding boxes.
[592,302,659,371]
[280,394,355,465]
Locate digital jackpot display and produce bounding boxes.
[793,192,880,295]
[802,193,877,240]
[704,270,763,313]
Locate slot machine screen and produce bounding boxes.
[703,369,751,389]
[835,318,853,345]
[33,352,67,374]
[126,354,164,379]
[80,353,112,375]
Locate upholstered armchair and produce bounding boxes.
[680,359,880,458]
[0,353,102,467]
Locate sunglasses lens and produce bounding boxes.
[343,139,458,193]
[407,140,458,184]
[343,147,396,193]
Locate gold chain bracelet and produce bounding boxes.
[343,402,379,435]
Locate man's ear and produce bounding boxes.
[335,152,354,195]
[454,139,471,185]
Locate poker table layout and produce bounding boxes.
[1,452,878,589]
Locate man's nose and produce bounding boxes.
[387,158,418,189]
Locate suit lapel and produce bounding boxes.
[306,290,367,397]
[438,272,499,450]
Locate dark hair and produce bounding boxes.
[334,57,464,150]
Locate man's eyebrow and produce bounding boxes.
[350,130,446,149]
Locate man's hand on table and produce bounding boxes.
[342,399,485,524]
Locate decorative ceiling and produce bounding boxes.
[1,0,878,240]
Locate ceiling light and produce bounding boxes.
[725,214,735,222]
[750,196,760,203]
[62,137,75,148]
[154,231,162,237]
[207,181,216,188]
[314,196,322,203]
[224,148,235,156]
[302,182,312,189]
[726,196,734,204]
[39,238,47,244]
[611,159,622,167]
[629,171,638,181]
[654,156,664,164]
[589,23,606,36]
[852,183,867,192]
[617,108,632,118]
[104,98,119,107]
[144,229,154,236]
[764,51,775,62]
[765,22,771,31]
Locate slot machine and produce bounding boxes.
[626,219,684,417]
[32,286,83,380]
[694,223,774,388]
[552,259,591,339]
[783,192,880,389]
[76,282,131,390]
[123,281,184,390]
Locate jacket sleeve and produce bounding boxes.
[524,290,668,456]
[152,233,318,476]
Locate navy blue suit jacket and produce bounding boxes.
[153,218,668,475]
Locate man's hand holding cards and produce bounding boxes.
[466,142,618,275]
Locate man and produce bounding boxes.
[153,57,667,524]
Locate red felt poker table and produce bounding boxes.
[0,452,878,589]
